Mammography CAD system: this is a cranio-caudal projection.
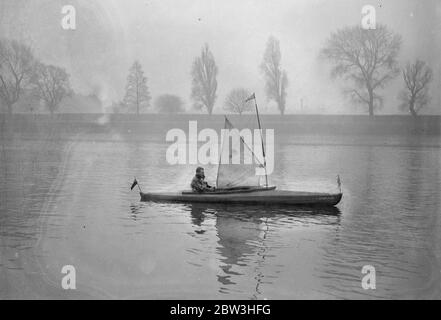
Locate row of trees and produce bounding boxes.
[131,25,432,117]
[115,37,288,116]
[2,25,434,117]
[189,39,288,115]
[189,26,434,117]
[0,38,72,115]
[321,24,433,117]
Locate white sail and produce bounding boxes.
[216,117,264,189]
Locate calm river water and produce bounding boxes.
[0,129,440,299]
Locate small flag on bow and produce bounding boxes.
[130,178,138,190]
[245,93,256,103]
[337,175,341,192]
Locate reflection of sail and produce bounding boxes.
[215,211,262,287]
[216,118,262,189]
[214,206,341,294]
[184,203,341,296]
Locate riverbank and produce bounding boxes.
[1,113,440,138]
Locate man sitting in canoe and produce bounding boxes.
[191,167,216,193]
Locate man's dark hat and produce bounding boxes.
[196,167,204,173]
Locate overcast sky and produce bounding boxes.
[1,0,440,114]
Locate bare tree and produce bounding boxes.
[0,39,34,114]
[155,94,184,114]
[398,60,433,117]
[123,61,151,114]
[191,44,218,115]
[224,88,253,115]
[321,25,401,116]
[32,63,72,115]
[260,36,288,115]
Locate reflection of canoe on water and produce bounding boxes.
[140,186,342,206]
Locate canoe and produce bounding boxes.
[133,98,344,208]
[140,186,342,206]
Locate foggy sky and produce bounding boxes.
[1,0,440,114]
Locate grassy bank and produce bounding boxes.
[1,113,440,137]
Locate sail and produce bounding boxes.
[216,117,264,189]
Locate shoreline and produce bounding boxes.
[1,113,440,136]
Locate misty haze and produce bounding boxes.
[0,0,440,301]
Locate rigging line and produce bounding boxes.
[216,116,228,188]
[217,166,257,188]
[224,117,265,168]
[217,159,256,184]
[217,116,264,188]
[253,97,268,187]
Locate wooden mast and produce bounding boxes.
[252,94,268,187]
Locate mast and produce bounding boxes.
[216,116,228,188]
[252,94,268,187]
